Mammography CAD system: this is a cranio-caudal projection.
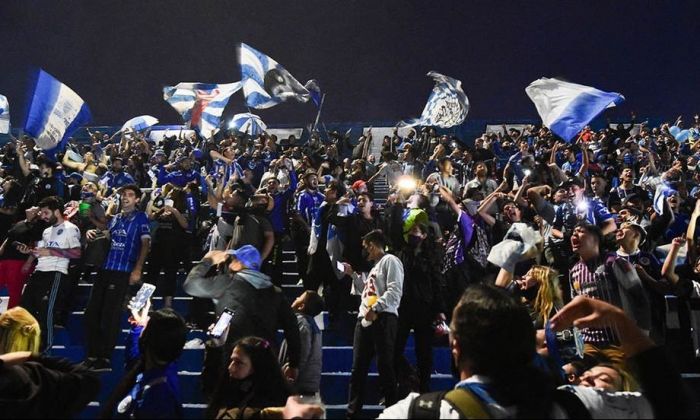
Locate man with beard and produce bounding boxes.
[258,157,297,286]
[157,155,199,188]
[293,172,324,286]
[100,157,135,195]
[17,196,81,352]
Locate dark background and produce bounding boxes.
[1,1,699,128]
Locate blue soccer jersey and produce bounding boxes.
[103,211,151,272]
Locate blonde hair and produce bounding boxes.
[529,265,563,323]
[0,307,41,354]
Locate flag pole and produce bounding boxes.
[312,93,326,132]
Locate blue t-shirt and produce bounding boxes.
[104,211,151,272]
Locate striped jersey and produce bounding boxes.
[569,257,622,346]
[103,210,151,273]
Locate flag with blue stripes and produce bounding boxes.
[401,72,469,128]
[24,69,91,155]
[653,183,677,216]
[163,82,242,137]
[526,78,624,142]
[0,94,9,134]
[239,43,311,109]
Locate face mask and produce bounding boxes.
[81,191,95,200]
[361,249,370,260]
[407,235,423,247]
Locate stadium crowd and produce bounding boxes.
[0,116,699,418]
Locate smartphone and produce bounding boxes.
[209,308,234,338]
[129,283,156,312]
[164,199,174,207]
[336,261,345,272]
[11,241,25,248]
[216,202,224,217]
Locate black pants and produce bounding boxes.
[148,243,179,298]
[395,304,434,393]
[347,313,399,418]
[84,270,130,360]
[21,270,64,353]
[54,259,83,326]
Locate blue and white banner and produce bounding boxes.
[239,43,311,109]
[526,78,624,142]
[163,82,242,137]
[121,115,159,133]
[401,72,469,128]
[0,94,9,134]
[24,70,91,153]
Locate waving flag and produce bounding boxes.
[401,72,469,128]
[239,43,311,109]
[0,94,9,134]
[121,115,159,133]
[228,112,267,136]
[163,82,241,137]
[526,78,624,142]
[24,69,91,156]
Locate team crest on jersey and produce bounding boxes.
[57,229,63,235]
[639,256,650,266]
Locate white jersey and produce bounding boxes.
[35,220,81,275]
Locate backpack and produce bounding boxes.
[408,388,591,419]
[408,388,491,419]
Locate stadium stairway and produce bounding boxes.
[45,244,455,419]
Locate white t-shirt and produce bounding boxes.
[35,220,81,275]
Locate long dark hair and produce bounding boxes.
[206,337,290,419]
[99,309,187,419]
[451,284,554,418]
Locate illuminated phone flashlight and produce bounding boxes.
[576,200,589,213]
[397,176,417,192]
[523,169,532,177]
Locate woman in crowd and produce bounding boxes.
[206,336,291,419]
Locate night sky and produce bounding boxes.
[1,1,699,128]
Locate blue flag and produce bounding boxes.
[526,78,624,142]
[239,43,311,109]
[24,69,91,157]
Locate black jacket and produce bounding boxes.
[0,354,100,419]
[183,259,301,368]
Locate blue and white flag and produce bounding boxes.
[121,115,159,133]
[0,94,9,134]
[228,112,267,136]
[239,43,311,109]
[305,79,322,108]
[401,72,469,128]
[163,82,242,137]
[24,70,91,154]
[526,78,624,142]
[653,183,677,215]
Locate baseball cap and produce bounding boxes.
[227,245,262,271]
[622,221,647,244]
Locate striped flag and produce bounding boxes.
[163,82,242,137]
[24,69,91,156]
[239,43,311,109]
[526,78,624,142]
[401,72,469,128]
[0,94,9,134]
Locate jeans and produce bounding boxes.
[347,313,398,418]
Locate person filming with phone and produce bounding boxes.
[184,244,301,397]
